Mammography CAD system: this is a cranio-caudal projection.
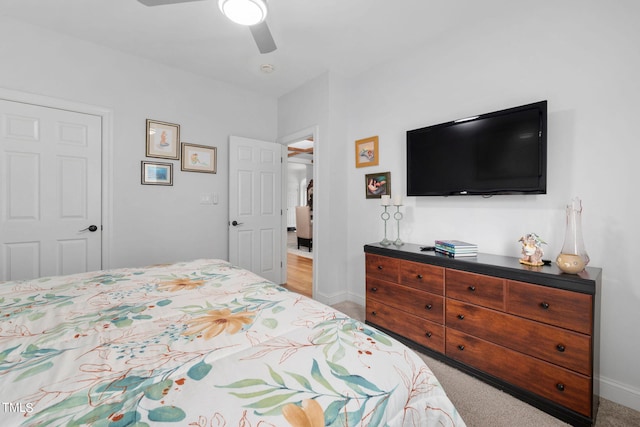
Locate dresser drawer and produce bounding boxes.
[367,299,445,353]
[446,328,591,416]
[367,277,444,324]
[446,299,591,375]
[445,269,505,310]
[507,281,593,334]
[365,254,400,283]
[399,260,444,295]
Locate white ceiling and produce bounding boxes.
[2,0,509,97]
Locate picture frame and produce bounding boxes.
[355,135,379,168]
[141,161,173,186]
[365,171,391,199]
[146,119,180,160]
[181,143,217,173]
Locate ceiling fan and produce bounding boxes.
[138,0,277,54]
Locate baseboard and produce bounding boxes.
[346,292,365,308]
[314,289,349,306]
[317,292,364,312]
[599,375,640,412]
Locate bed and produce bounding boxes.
[0,259,465,426]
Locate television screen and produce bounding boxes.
[406,101,547,196]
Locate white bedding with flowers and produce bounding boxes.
[0,259,465,426]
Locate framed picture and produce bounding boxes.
[355,136,379,168]
[141,161,173,186]
[146,119,180,160]
[181,143,217,173]
[365,171,391,199]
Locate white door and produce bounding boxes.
[0,99,102,280]
[228,136,283,284]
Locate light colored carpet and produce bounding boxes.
[330,301,640,427]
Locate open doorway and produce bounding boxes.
[284,137,313,297]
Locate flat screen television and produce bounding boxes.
[406,101,547,196]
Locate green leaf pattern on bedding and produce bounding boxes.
[0,259,465,426]
[218,358,393,425]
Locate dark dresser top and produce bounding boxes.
[365,242,602,294]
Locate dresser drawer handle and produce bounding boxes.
[457,314,465,320]
[371,287,378,292]
[556,344,566,352]
[468,286,476,291]
[540,302,550,310]
[457,345,465,351]
[371,311,377,316]
[425,304,433,310]
[425,332,432,338]
[417,274,423,279]
[377,265,383,270]
[556,383,565,392]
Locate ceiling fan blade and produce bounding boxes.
[137,0,206,6]
[249,22,277,54]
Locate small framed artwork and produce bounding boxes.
[146,119,180,160]
[365,171,391,199]
[141,161,173,186]
[355,135,379,168]
[181,143,217,173]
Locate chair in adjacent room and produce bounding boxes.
[295,206,313,252]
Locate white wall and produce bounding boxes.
[0,17,277,269]
[344,2,640,410]
[278,72,350,304]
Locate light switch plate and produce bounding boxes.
[200,193,213,205]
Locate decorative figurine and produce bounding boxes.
[518,233,546,266]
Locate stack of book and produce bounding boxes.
[434,240,478,257]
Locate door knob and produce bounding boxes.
[231,220,243,226]
[79,225,98,232]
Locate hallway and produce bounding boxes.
[284,252,312,298]
[284,231,312,297]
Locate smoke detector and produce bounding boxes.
[260,63,275,74]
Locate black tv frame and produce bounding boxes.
[406,100,547,197]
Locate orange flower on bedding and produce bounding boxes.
[282,399,324,427]
[183,308,255,339]
[157,278,205,292]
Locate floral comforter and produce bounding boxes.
[0,259,465,426]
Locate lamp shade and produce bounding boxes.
[219,0,267,26]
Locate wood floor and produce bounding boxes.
[283,252,312,298]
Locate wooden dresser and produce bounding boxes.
[364,243,601,427]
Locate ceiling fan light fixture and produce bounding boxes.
[219,0,267,26]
